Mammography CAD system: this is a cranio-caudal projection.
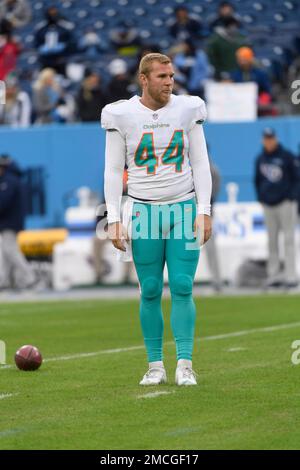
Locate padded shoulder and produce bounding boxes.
[101,99,131,132]
[177,95,207,125]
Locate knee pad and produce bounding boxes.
[141,277,162,300]
[171,274,193,296]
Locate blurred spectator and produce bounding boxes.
[297,154,300,216]
[78,28,108,59]
[209,1,239,32]
[173,40,211,97]
[170,62,189,95]
[231,47,271,94]
[138,45,161,61]
[207,17,247,80]
[109,20,141,57]
[108,59,133,102]
[169,6,203,42]
[205,156,222,292]
[0,19,21,81]
[76,71,107,122]
[231,47,277,116]
[32,68,74,124]
[219,71,233,83]
[0,0,31,29]
[0,154,36,290]
[172,82,188,95]
[132,44,161,73]
[0,72,31,126]
[254,128,299,288]
[34,6,74,76]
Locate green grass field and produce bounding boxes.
[1,294,300,450]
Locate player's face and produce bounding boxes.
[144,62,175,106]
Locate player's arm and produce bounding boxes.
[104,130,128,252]
[188,123,212,244]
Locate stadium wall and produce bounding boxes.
[1,117,300,229]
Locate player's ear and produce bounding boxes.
[139,73,147,88]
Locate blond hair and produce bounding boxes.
[139,53,171,76]
[33,68,57,90]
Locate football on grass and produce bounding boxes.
[15,345,43,371]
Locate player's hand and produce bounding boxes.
[108,222,128,252]
[193,214,212,245]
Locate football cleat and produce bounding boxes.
[139,367,167,386]
[175,366,197,386]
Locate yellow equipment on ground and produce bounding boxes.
[17,229,68,257]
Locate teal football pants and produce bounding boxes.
[131,198,200,362]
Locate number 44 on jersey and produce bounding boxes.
[134,130,184,175]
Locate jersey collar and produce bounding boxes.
[134,94,174,114]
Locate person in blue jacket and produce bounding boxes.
[0,154,35,289]
[254,128,299,288]
[231,47,271,95]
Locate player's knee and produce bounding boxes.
[171,274,193,296]
[141,277,162,300]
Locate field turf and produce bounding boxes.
[0,294,300,450]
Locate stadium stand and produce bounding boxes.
[0,0,299,123]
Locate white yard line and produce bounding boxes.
[0,393,17,400]
[0,429,23,438]
[1,321,300,371]
[201,321,300,341]
[226,347,247,352]
[137,391,175,399]
[44,345,145,362]
[164,427,201,437]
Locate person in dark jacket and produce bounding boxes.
[76,71,107,122]
[107,58,133,102]
[231,47,275,116]
[169,6,203,42]
[254,128,299,288]
[209,1,239,32]
[34,6,74,75]
[231,47,271,95]
[0,154,35,289]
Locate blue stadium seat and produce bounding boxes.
[89,0,102,6]
[105,8,117,17]
[61,1,73,9]
[9,0,299,83]
[140,29,151,40]
[25,34,35,45]
[76,10,88,19]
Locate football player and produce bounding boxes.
[101,53,212,385]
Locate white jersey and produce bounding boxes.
[101,94,207,204]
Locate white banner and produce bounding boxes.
[205,81,258,122]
